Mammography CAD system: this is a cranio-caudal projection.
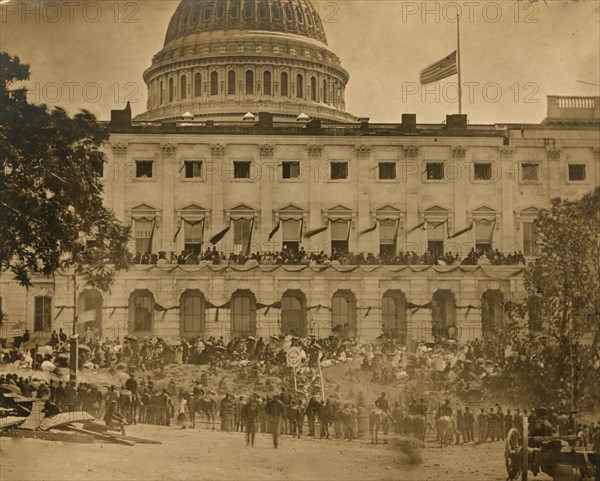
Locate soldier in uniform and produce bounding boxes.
[286,400,300,437]
[504,408,514,437]
[486,407,498,441]
[464,406,475,442]
[306,395,320,436]
[266,395,285,448]
[477,407,488,442]
[242,394,260,447]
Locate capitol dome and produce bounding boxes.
[135,0,356,123]
[164,0,329,46]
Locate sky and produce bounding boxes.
[1,0,599,124]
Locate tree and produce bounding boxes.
[500,188,600,410]
[0,52,130,291]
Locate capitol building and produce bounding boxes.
[1,0,599,345]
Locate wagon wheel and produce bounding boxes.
[505,428,522,480]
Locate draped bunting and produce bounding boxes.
[360,225,377,235]
[448,223,473,239]
[268,221,280,241]
[175,218,205,243]
[210,222,231,245]
[154,302,178,312]
[407,222,426,234]
[304,222,329,238]
[427,219,449,238]
[128,263,524,280]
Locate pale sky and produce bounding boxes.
[1,0,599,124]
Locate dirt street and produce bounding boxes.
[0,424,553,481]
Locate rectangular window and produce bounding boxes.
[233,219,252,254]
[378,162,396,180]
[475,220,494,252]
[282,161,300,179]
[427,221,446,257]
[331,220,350,254]
[184,220,204,255]
[426,162,444,180]
[234,161,251,179]
[474,163,492,181]
[568,164,586,181]
[135,161,153,178]
[184,161,203,179]
[330,162,348,180]
[379,219,398,256]
[282,219,301,254]
[523,221,539,256]
[135,219,154,255]
[521,163,539,182]
[34,296,52,332]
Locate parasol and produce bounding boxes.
[247,336,256,341]
[78,345,91,351]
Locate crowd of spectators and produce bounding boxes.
[131,246,527,267]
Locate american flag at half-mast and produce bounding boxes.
[420,50,458,84]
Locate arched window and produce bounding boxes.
[78,290,103,338]
[310,76,317,101]
[210,71,219,96]
[168,77,174,102]
[229,0,239,18]
[245,70,254,95]
[231,290,256,337]
[296,74,304,98]
[180,290,206,337]
[194,73,202,98]
[382,290,407,343]
[216,0,226,19]
[481,290,504,350]
[281,290,306,337]
[263,71,272,96]
[129,290,154,334]
[159,80,164,105]
[34,296,52,332]
[180,75,187,100]
[322,79,328,104]
[331,290,357,334]
[280,72,289,97]
[243,0,254,19]
[227,70,236,95]
[431,290,456,340]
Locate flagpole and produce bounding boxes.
[457,14,463,115]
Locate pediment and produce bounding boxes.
[276,203,305,213]
[229,203,257,212]
[131,203,160,212]
[179,203,209,212]
[325,204,353,213]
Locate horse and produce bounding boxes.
[370,408,393,444]
[437,415,455,447]
[406,414,427,442]
[119,389,139,424]
[337,406,355,441]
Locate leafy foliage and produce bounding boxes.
[0,52,130,290]
[498,188,600,409]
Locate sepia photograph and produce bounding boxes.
[0,0,599,480]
